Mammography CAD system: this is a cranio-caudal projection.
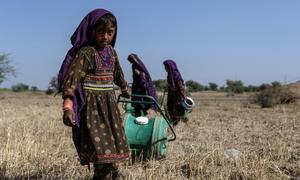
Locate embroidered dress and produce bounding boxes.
[62,45,129,164]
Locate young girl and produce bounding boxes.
[163,60,187,125]
[127,53,157,117]
[57,9,130,179]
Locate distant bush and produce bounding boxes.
[219,86,226,92]
[244,85,260,92]
[11,83,29,92]
[153,79,167,92]
[252,86,297,108]
[45,76,58,95]
[186,80,204,92]
[49,76,58,90]
[271,81,281,87]
[30,86,39,92]
[45,88,55,95]
[208,82,218,91]
[226,80,244,94]
[259,83,271,91]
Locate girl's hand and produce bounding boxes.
[62,98,75,126]
[121,90,130,98]
[63,109,76,127]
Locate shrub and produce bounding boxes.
[45,76,58,95]
[271,81,281,87]
[219,86,226,92]
[11,83,29,92]
[259,83,271,91]
[185,80,204,92]
[45,87,55,95]
[226,80,244,94]
[253,86,297,108]
[30,86,39,92]
[49,76,58,90]
[208,82,218,91]
[244,85,260,92]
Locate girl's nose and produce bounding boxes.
[102,33,109,40]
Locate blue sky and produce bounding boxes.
[1,0,300,90]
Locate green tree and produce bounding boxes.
[244,85,260,92]
[259,83,271,91]
[208,82,218,91]
[226,80,244,94]
[185,80,204,92]
[49,76,58,90]
[11,83,29,92]
[219,86,226,92]
[46,76,58,95]
[0,53,16,84]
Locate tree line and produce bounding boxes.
[0,53,290,94]
[153,79,282,94]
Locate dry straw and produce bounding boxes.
[0,91,299,179]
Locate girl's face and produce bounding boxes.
[94,22,115,48]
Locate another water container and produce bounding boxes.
[181,97,196,123]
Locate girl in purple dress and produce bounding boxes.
[128,53,157,117]
[163,60,187,125]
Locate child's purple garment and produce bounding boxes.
[128,54,157,115]
[163,60,186,125]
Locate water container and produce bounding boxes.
[118,94,176,160]
[124,114,168,159]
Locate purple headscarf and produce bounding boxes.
[128,53,157,99]
[58,9,117,93]
[57,9,117,156]
[163,60,184,89]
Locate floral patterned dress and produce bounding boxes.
[62,45,129,164]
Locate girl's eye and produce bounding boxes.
[97,30,105,34]
[107,30,114,35]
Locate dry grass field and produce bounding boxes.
[0,89,299,179]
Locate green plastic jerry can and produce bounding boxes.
[124,114,168,159]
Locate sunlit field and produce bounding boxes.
[0,89,299,179]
